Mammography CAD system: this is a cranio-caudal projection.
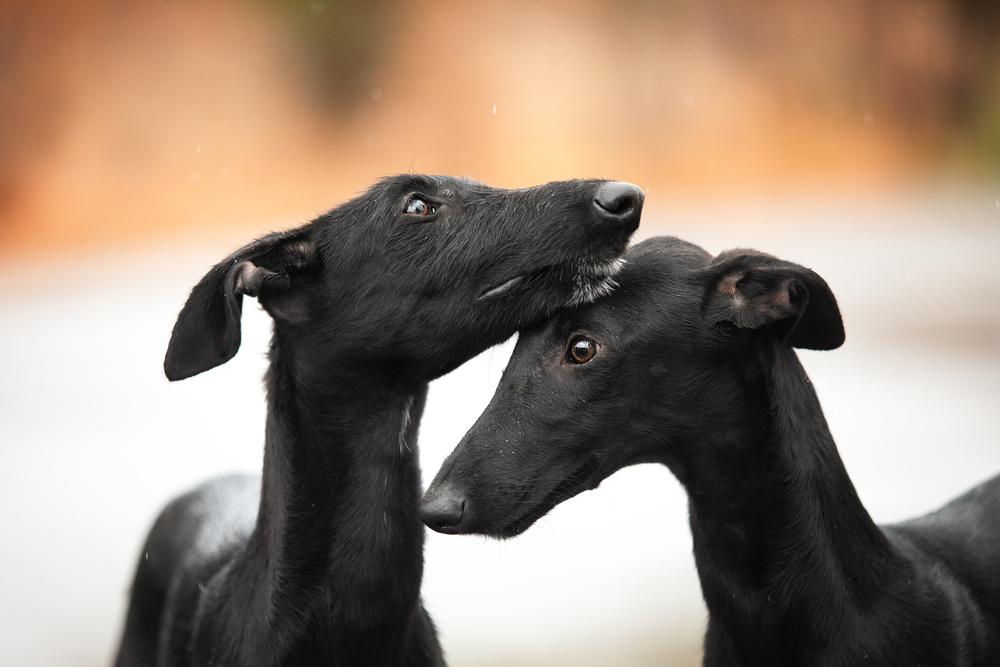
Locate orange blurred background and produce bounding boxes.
[3,4,1000,666]
[3,0,999,254]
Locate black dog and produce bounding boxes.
[114,175,643,667]
[421,236,1000,666]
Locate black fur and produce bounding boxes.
[115,174,642,667]
[421,236,1000,666]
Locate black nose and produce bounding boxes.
[419,485,467,534]
[593,181,644,230]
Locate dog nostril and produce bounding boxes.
[593,181,644,227]
[419,488,466,531]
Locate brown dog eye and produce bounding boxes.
[405,198,434,215]
[568,337,598,364]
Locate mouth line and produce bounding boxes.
[497,457,601,539]
[476,254,627,304]
[478,275,525,300]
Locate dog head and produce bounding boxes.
[164,174,642,386]
[421,235,844,537]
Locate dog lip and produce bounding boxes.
[497,457,601,538]
[476,254,627,304]
[478,275,526,300]
[425,521,463,535]
[568,256,627,306]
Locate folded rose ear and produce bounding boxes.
[702,249,844,351]
[164,229,315,381]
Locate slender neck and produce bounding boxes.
[237,332,428,648]
[686,342,899,658]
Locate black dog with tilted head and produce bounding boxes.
[114,175,643,667]
[421,236,1000,666]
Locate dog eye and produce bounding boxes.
[568,337,598,364]
[405,198,435,216]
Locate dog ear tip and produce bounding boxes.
[164,345,240,381]
[823,317,847,350]
[793,330,845,351]
[163,358,192,382]
[163,343,207,381]
[164,360,216,382]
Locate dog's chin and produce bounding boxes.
[477,255,626,306]
[494,458,602,539]
[567,256,627,306]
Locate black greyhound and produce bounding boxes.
[114,175,643,667]
[421,236,1000,666]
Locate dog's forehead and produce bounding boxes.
[628,237,711,273]
[617,241,708,294]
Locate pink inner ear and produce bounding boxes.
[233,261,258,295]
[716,271,745,296]
[231,261,291,298]
[757,279,792,307]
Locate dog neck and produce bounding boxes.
[685,342,901,660]
[225,331,428,659]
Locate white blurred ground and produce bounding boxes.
[1,187,998,667]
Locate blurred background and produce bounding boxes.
[1,1,999,665]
